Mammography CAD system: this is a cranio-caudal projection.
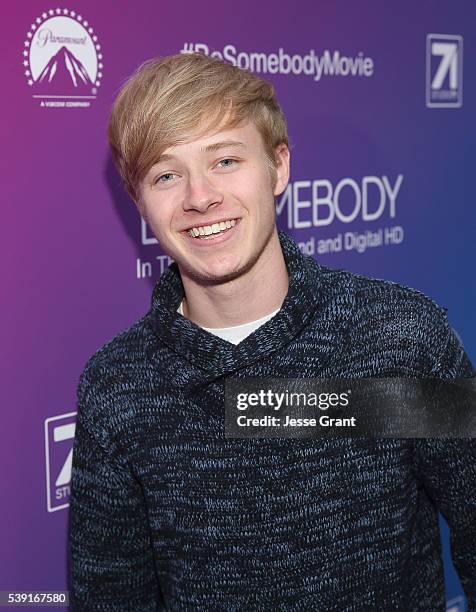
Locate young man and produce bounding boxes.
[69,53,475,610]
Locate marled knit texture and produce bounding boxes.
[69,230,475,611]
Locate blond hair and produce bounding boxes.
[107,52,289,203]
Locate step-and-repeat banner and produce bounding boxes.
[2,1,474,609]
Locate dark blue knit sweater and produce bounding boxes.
[69,230,475,611]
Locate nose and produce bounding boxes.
[182,171,223,213]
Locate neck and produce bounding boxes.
[179,229,289,328]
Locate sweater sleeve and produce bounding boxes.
[68,368,164,611]
[414,319,476,608]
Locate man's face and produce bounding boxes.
[138,120,290,285]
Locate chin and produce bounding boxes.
[190,267,243,286]
[182,258,253,286]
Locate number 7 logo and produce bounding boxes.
[44,413,76,512]
[426,34,463,108]
[431,42,458,90]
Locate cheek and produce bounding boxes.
[230,167,272,203]
[143,197,175,229]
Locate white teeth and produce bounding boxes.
[187,219,237,238]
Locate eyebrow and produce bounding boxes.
[154,140,247,165]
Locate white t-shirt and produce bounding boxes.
[177,300,280,345]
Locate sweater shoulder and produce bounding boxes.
[314,259,448,324]
[75,315,155,424]
[81,314,153,374]
[307,259,455,373]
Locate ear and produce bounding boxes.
[273,143,290,197]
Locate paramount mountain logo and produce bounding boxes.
[37,46,94,89]
[22,8,103,108]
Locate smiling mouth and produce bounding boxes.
[186,218,237,240]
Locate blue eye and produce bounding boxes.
[155,172,175,184]
[218,158,237,168]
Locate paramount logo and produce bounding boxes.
[22,8,103,107]
[37,46,94,89]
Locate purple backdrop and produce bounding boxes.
[2,1,474,610]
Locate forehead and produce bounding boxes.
[160,121,264,158]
